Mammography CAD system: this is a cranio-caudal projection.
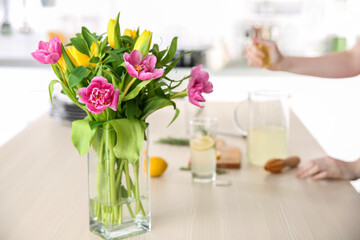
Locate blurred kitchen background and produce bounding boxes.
[2,0,360,188]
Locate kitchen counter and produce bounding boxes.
[0,101,359,239]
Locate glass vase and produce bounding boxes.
[88,127,151,239]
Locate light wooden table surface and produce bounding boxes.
[0,101,360,240]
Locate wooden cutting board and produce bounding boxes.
[216,138,241,169]
[189,138,242,169]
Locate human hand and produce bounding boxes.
[296,156,357,180]
[244,38,283,70]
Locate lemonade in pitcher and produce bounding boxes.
[247,126,288,166]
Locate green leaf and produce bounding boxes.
[61,43,75,72]
[69,66,91,88]
[81,26,96,49]
[106,50,123,64]
[89,56,100,64]
[161,37,178,64]
[117,91,125,112]
[71,120,97,155]
[51,64,63,82]
[141,97,174,120]
[157,49,168,63]
[123,80,151,101]
[119,35,133,42]
[70,37,89,56]
[108,119,146,163]
[114,12,121,49]
[99,37,108,55]
[168,107,180,126]
[152,44,159,53]
[48,80,59,107]
[89,121,104,130]
[121,185,128,198]
[59,82,85,111]
[155,85,166,98]
[125,100,136,118]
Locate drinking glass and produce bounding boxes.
[189,117,217,183]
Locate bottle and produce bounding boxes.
[253,26,271,68]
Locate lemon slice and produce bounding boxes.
[190,136,215,151]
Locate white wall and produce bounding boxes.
[2,0,360,62]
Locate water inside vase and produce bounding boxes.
[89,196,150,240]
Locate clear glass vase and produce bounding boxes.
[88,127,151,239]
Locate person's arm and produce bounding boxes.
[296,156,360,180]
[245,39,360,78]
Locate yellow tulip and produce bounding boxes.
[90,41,98,57]
[107,19,115,48]
[58,55,66,73]
[123,28,137,39]
[134,30,152,51]
[67,45,90,67]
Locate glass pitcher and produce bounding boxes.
[233,90,290,166]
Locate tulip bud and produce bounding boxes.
[123,28,137,39]
[58,55,66,72]
[134,30,152,57]
[68,45,90,67]
[107,19,115,49]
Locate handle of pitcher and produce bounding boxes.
[233,101,248,138]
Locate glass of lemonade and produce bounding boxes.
[189,117,217,183]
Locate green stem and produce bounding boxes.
[127,203,135,218]
[123,77,137,95]
[130,170,146,216]
[115,160,124,225]
[133,162,141,215]
[96,135,105,202]
[170,89,188,99]
[115,160,124,197]
[124,161,133,199]
[105,127,119,221]
[85,109,95,121]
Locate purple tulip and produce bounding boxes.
[77,76,120,114]
[31,36,62,64]
[123,50,164,81]
[187,64,213,108]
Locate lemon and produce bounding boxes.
[190,136,215,151]
[216,150,221,160]
[144,156,168,177]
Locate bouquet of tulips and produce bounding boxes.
[31,12,213,236]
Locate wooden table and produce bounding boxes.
[1,101,359,240]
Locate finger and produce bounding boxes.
[312,171,328,180]
[297,164,320,178]
[296,161,315,177]
[247,57,263,68]
[248,44,265,58]
[252,37,262,44]
[261,40,274,49]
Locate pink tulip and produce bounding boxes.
[123,50,164,81]
[187,64,213,108]
[31,36,62,64]
[77,76,120,114]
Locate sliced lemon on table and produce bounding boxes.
[190,136,215,151]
